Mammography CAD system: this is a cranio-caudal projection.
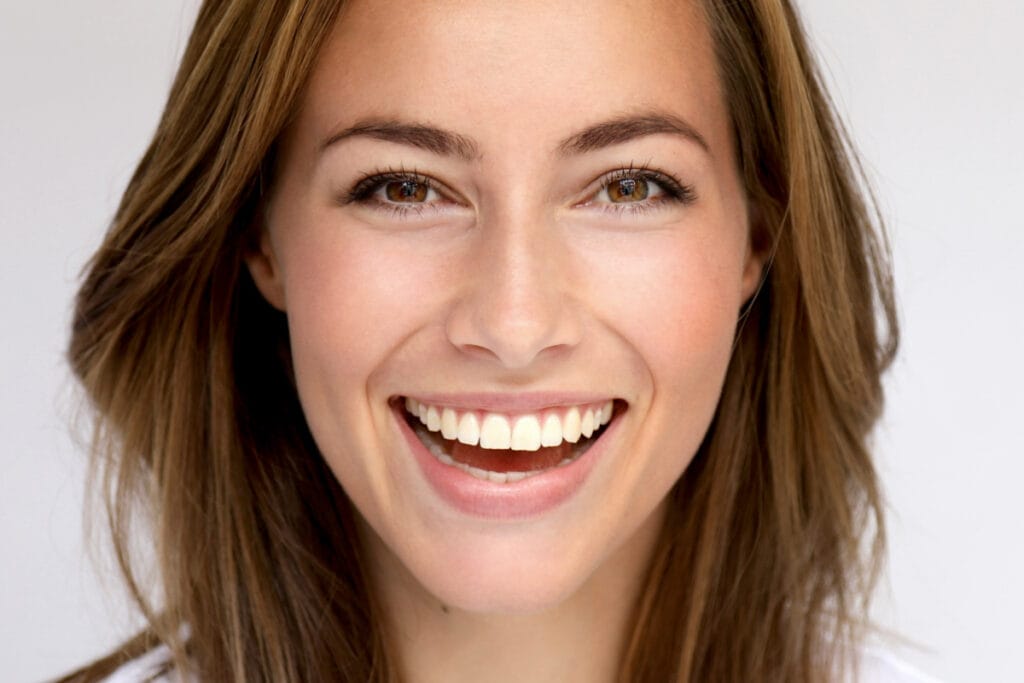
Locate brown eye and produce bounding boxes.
[385,179,429,202]
[607,176,650,203]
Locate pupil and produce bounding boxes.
[609,176,647,202]
[386,179,427,202]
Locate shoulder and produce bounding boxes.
[856,646,943,683]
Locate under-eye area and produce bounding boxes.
[396,397,626,483]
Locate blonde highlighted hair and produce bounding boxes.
[60,1,896,681]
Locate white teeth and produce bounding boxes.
[562,407,582,443]
[479,414,512,449]
[456,412,480,446]
[426,406,441,431]
[403,397,618,450]
[440,408,459,439]
[511,415,542,451]
[580,409,595,438]
[541,414,563,447]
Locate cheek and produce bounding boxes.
[282,229,440,387]
[586,229,745,385]
[276,218,455,516]
[274,217,448,478]
[583,228,746,490]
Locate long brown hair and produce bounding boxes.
[60,1,897,681]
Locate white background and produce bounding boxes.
[1,2,1021,681]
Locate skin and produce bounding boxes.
[247,0,763,680]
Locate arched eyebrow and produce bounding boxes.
[319,110,710,161]
[556,112,709,156]
[320,119,481,160]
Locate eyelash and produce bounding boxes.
[340,164,696,219]
[342,166,445,219]
[594,165,697,215]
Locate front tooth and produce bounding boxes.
[426,406,441,431]
[541,413,563,447]
[581,409,595,438]
[457,412,480,445]
[440,408,459,439]
[562,407,582,443]
[418,402,428,423]
[479,413,512,449]
[600,400,614,425]
[511,415,542,451]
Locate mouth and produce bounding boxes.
[393,396,626,484]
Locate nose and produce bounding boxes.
[444,211,582,370]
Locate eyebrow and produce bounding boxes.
[556,112,710,156]
[320,119,481,160]
[319,110,710,161]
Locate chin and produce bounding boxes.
[377,519,601,616]
[418,554,587,616]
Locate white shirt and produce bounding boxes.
[856,647,943,683]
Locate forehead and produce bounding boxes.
[298,0,729,160]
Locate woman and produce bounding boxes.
[60,0,912,681]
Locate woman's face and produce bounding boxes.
[251,0,761,613]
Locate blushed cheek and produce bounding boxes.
[287,224,420,349]
[573,234,744,518]
[585,234,744,389]
[277,227,433,501]
[281,221,466,433]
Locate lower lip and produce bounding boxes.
[392,400,621,520]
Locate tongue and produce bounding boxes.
[451,440,577,473]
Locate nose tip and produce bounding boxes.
[444,226,582,369]
[448,299,581,368]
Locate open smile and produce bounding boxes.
[390,395,627,518]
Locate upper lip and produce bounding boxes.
[396,392,621,414]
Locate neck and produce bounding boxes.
[363,503,666,683]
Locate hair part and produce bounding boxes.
[61,1,896,681]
